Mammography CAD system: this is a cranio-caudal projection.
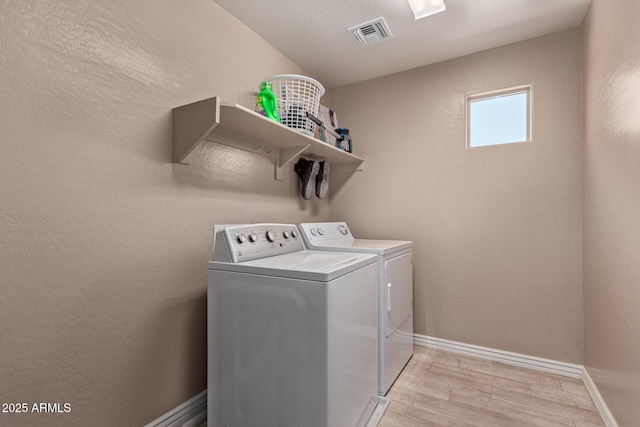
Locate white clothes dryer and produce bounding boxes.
[208,223,382,427]
[299,222,413,396]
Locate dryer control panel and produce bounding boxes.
[299,222,354,244]
[215,223,304,263]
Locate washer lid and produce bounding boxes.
[208,250,377,282]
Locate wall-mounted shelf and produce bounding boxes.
[172,96,364,180]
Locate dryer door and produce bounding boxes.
[384,252,413,338]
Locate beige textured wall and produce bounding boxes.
[0,1,326,426]
[582,0,640,424]
[329,29,584,363]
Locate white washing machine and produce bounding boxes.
[208,223,382,427]
[299,222,413,396]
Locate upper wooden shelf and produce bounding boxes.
[172,96,364,179]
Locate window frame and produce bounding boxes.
[465,84,533,149]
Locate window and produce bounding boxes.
[466,85,532,148]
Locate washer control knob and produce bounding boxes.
[266,231,276,242]
[248,233,258,243]
[291,230,297,238]
[338,224,348,235]
[236,233,247,244]
[317,228,324,235]
[310,228,317,236]
[283,231,290,239]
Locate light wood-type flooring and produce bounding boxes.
[379,346,604,427]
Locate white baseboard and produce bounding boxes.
[582,367,619,427]
[414,333,618,426]
[144,390,207,427]
[413,333,583,378]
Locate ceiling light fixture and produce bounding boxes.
[407,0,446,20]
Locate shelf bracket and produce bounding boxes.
[172,97,220,164]
[275,145,309,180]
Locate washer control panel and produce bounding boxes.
[221,223,303,262]
[299,222,353,244]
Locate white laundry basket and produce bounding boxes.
[263,74,325,136]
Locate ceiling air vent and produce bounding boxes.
[348,17,393,46]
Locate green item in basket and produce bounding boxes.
[255,82,280,123]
